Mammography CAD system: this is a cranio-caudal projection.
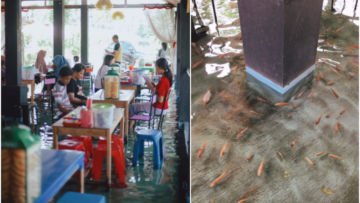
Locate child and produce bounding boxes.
[129,58,172,118]
[94,54,114,92]
[67,63,87,107]
[52,66,74,114]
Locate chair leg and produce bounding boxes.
[132,139,141,166]
[153,140,161,169]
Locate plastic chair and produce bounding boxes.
[132,129,164,169]
[129,93,155,128]
[59,139,88,167]
[56,192,105,203]
[91,135,127,187]
[67,136,93,163]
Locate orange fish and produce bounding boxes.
[335,122,341,134]
[197,143,206,158]
[257,160,265,177]
[203,90,212,105]
[220,143,230,157]
[316,152,327,156]
[330,88,339,98]
[328,153,342,160]
[274,102,289,107]
[304,156,315,166]
[209,171,228,187]
[315,114,322,125]
[237,127,249,140]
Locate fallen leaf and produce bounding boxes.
[237,127,249,140]
[304,156,315,166]
[330,88,339,98]
[209,171,228,187]
[328,153,342,160]
[325,113,331,118]
[339,109,346,116]
[257,160,265,177]
[203,90,212,105]
[197,143,206,158]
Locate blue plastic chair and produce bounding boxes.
[132,129,164,169]
[56,192,105,203]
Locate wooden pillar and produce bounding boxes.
[54,0,64,56]
[81,0,88,63]
[3,0,29,125]
[176,0,190,123]
[5,0,22,85]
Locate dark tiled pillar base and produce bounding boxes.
[246,67,314,103]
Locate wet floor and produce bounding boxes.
[191,1,358,202]
[32,90,186,203]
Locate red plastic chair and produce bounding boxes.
[67,136,93,163]
[59,139,88,167]
[92,135,127,188]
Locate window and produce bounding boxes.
[64,8,81,65]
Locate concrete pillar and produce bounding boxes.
[237,0,324,102]
[81,0,88,63]
[54,0,64,56]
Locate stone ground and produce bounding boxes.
[191,5,359,203]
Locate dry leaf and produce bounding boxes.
[238,187,259,202]
[257,160,265,177]
[237,127,249,140]
[197,143,206,158]
[203,90,212,105]
[339,109,346,116]
[192,59,204,69]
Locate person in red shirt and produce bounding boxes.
[129,58,173,130]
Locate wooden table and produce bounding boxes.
[52,107,124,187]
[35,149,85,203]
[91,89,135,136]
[22,79,35,104]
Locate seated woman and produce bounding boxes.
[94,54,114,92]
[129,58,172,126]
[67,63,87,107]
[52,66,74,115]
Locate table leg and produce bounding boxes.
[31,81,35,105]
[53,128,59,149]
[125,103,129,136]
[80,168,84,193]
[106,131,112,187]
[120,118,125,138]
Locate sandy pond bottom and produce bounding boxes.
[191,11,359,203]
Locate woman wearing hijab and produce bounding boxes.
[53,55,69,79]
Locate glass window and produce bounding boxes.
[22,9,54,66]
[88,8,161,74]
[64,8,81,66]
